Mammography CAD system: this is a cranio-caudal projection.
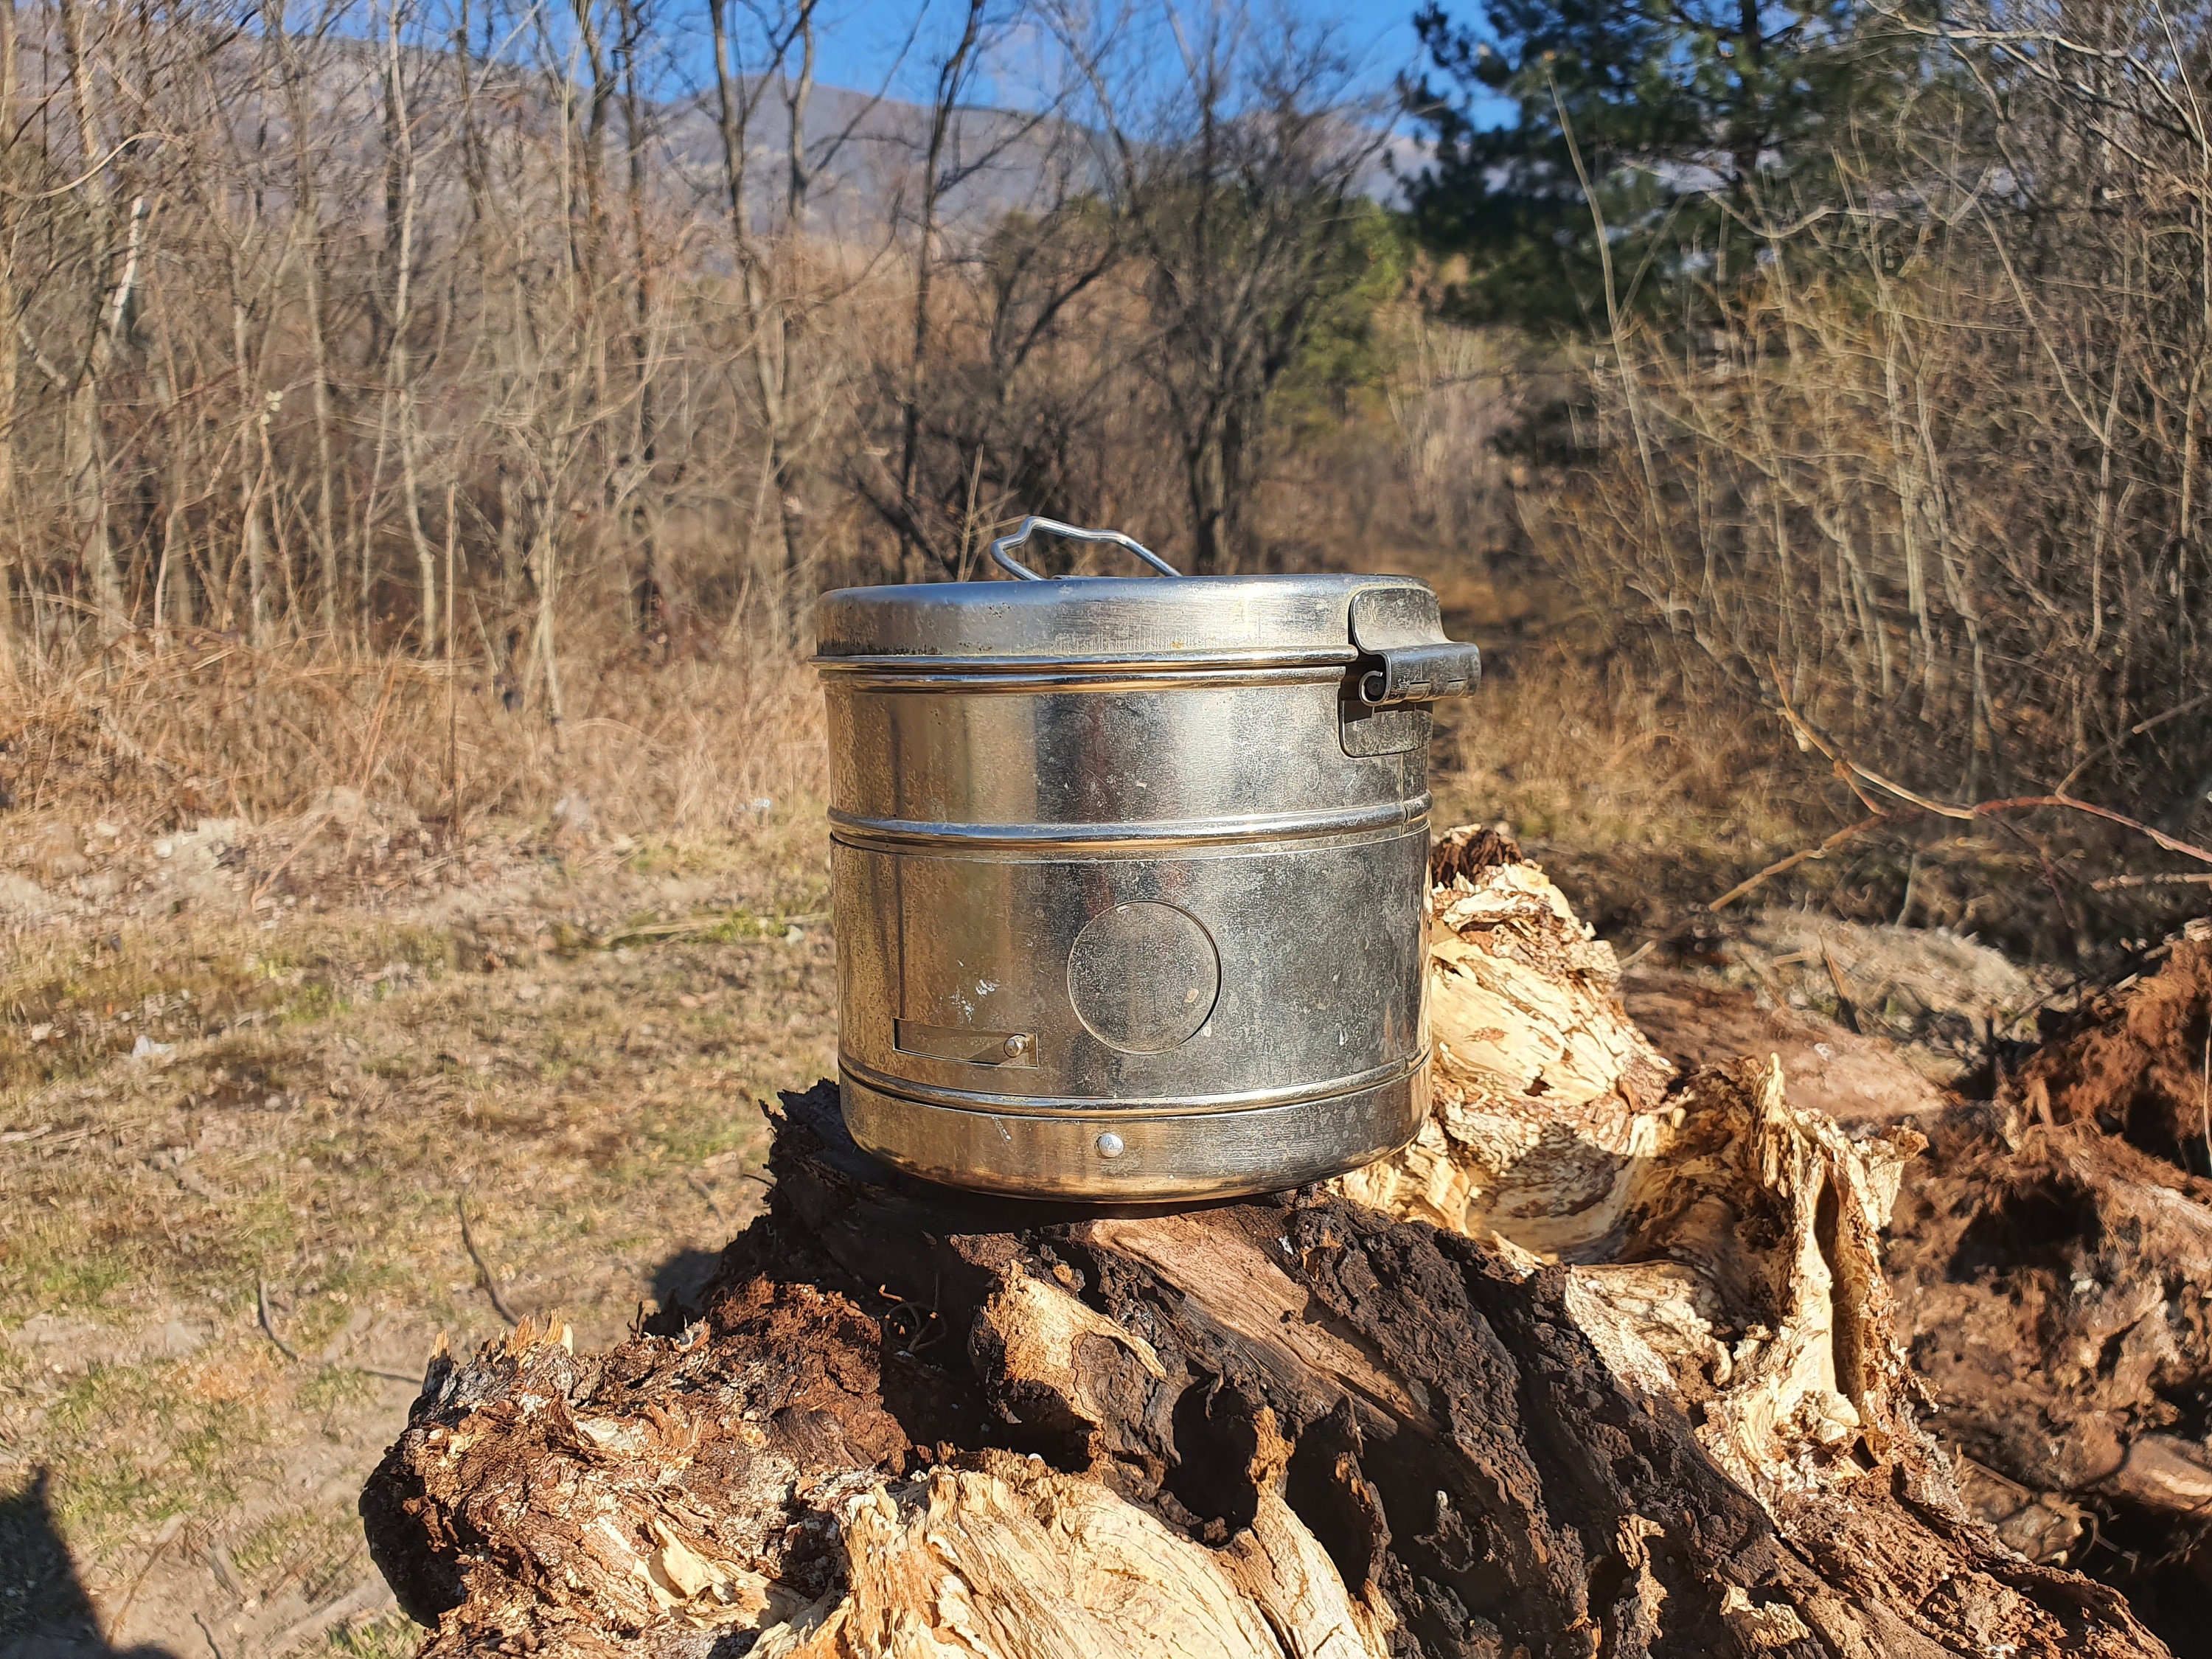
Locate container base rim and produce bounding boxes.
[837,1062,1428,1201]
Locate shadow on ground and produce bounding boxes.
[0,1471,180,1658]
[651,1246,727,1326]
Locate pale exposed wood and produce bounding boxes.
[755,1418,1394,1659]
[1335,852,1675,1250]
[1343,847,1938,1529]
[2098,1435,2212,1517]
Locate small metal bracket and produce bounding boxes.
[895,1020,1039,1068]
[1339,693,1430,758]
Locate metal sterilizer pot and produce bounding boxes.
[815,518,1481,1200]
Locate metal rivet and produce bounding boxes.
[1002,1033,1029,1059]
[1094,1132,1125,1159]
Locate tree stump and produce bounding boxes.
[360,838,2171,1658]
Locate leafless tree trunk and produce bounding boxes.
[274,1,344,647]
[526,504,565,735]
[571,0,613,369]
[1097,9,1385,574]
[892,0,987,578]
[381,0,439,655]
[0,0,19,682]
[618,0,661,637]
[219,151,288,650]
[708,0,834,641]
[59,0,140,641]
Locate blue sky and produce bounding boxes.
[793,0,1444,112]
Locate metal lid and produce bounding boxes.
[815,571,1445,667]
[815,518,1440,669]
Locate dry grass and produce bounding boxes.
[1436,643,2209,964]
[2,632,827,835]
[1437,643,1815,879]
[0,793,838,1649]
[1432,644,1840,944]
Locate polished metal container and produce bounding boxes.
[816,519,1480,1200]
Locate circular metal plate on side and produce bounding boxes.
[1065,902,1220,1053]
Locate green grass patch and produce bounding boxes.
[0,921,459,1096]
[44,1359,265,1548]
[321,1611,423,1658]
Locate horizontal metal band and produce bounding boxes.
[838,1049,1426,1120]
[839,1062,1427,1200]
[815,648,1355,678]
[829,796,1430,856]
[818,664,1353,695]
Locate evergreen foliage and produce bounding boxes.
[1401,0,1921,328]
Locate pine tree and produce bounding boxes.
[1401,0,1919,330]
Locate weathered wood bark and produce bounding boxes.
[361,836,2174,1658]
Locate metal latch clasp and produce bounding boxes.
[1356,639,1481,705]
[1348,588,1481,706]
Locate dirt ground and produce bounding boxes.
[1,801,837,1657]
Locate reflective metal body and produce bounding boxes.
[816,520,1479,1200]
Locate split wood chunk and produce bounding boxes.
[765,1417,1395,1659]
[361,844,2172,1658]
[1344,837,1927,1500]
[1335,832,1675,1248]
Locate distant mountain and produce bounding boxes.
[649,75,1116,239]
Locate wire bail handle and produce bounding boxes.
[987,516,1183,580]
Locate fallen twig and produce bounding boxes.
[262,1574,393,1652]
[1821,943,1863,1035]
[1773,688,2212,866]
[207,1539,246,1600]
[316,1323,434,1386]
[371,852,454,892]
[1968,792,2212,865]
[2056,690,2212,796]
[257,1278,301,1362]
[2091,872,2212,891]
[332,1360,434,1387]
[1719,681,2212,915]
[1725,937,1792,1004]
[1709,813,1893,911]
[458,1197,521,1326]
[597,909,828,950]
[685,1172,727,1224]
[111,1514,185,1637]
